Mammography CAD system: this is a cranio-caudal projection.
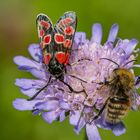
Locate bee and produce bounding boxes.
[93,58,140,124]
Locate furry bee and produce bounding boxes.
[94,58,140,124]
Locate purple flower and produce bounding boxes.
[13,24,140,140]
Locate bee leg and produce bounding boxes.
[92,78,112,90]
[27,76,52,101]
[89,98,109,124]
[75,84,87,127]
[92,77,110,85]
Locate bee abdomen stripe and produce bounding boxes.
[108,109,126,115]
[108,103,128,110]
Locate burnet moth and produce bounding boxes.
[28,12,85,100]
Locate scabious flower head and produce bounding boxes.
[13,23,140,140]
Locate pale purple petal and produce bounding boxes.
[74,116,86,134]
[29,68,48,80]
[96,117,126,136]
[32,109,41,115]
[112,122,126,136]
[59,110,66,122]
[107,24,119,43]
[86,124,101,140]
[70,111,80,125]
[74,32,87,46]
[13,98,39,110]
[95,117,111,130]
[35,100,59,110]
[14,56,39,68]
[104,42,114,49]
[60,101,70,110]
[125,39,138,55]
[42,111,60,123]
[55,92,63,100]
[91,23,102,44]
[28,44,42,62]
[14,56,47,79]
[15,78,45,90]
[115,39,129,52]
[20,88,39,97]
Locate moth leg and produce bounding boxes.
[27,76,52,101]
[67,74,87,83]
[68,58,92,66]
[59,79,85,94]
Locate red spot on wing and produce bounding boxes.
[39,29,45,36]
[40,42,44,49]
[55,34,64,43]
[40,21,50,29]
[64,53,70,65]
[55,52,70,65]
[55,52,65,64]
[59,18,73,27]
[64,26,73,35]
[44,35,51,44]
[63,18,73,24]
[64,39,72,48]
[44,53,51,64]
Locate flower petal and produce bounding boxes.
[15,78,45,90]
[125,39,138,55]
[86,124,101,140]
[91,23,102,44]
[96,117,126,136]
[74,116,86,134]
[28,44,42,62]
[107,24,119,43]
[70,111,80,125]
[59,110,66,122]
[14,56,39,68]
[42,111,60,123]
[115,39,129,52]
[13,98,39,110]
[14,56,48,79]
[112,122,126,136]
[74,32,87,46]
[95,117,111,130]
[35,100,59,110]
[60,101,70,110]
[20,88,39,97]
[30,68,48,80]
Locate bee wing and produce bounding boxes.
[135,76,140,89]
[130,89,140,111]
[36,14,54,64]
[53,11,77,65]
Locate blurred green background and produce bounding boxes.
[0,0,140,140]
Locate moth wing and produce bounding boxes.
[53,11,77,65]
[36,14,54,64]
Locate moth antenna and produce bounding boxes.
[100,58,120,67]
